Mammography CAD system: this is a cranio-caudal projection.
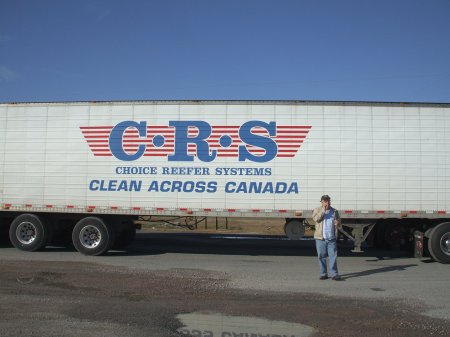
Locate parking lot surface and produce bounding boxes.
[1,232,449,336]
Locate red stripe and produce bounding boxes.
[276,140,305,143]
[84,135,108,139]
[277,125,312,129]
[275,135,307,139]
[80,126,112,130]
[82,131,111,135]
[86,139,109,143]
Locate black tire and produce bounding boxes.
[0,220,12,246]
[112,223,136,250]
[9,214,51,251]
[72,217,115,256]
[284,219,305,240]
[428,222,450,264]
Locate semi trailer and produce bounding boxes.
[0,100,449,263]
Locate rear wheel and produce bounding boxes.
[284,219,305,240]
[428,222,450,264]
[9,214,52,251]
[72,217,115,256]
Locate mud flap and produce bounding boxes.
[414,231,424,258]
[414,230,430,258]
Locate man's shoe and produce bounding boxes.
[319,276,328,280]
[331,276,342,281]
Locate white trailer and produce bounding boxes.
[0,100,449,262]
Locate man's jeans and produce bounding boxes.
[315,239,338,277]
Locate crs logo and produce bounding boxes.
[80,120,311,162]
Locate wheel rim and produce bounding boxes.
[16,221,37,244]
[79,225,102,249]
[440,232,450,256]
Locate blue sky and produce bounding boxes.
[1,0,449,103]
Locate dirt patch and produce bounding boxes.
[138,216,315,236]
[0,260,448,337]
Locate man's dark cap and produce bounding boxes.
[321,195,331,201]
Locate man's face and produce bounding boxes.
[321,200,330,209]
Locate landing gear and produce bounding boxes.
[339,223,375,252]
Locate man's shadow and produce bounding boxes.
[340,264,417,280]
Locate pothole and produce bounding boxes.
[177,311,315,337]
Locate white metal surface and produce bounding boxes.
[0,101,449,218]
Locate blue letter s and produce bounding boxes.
[238,121,277,162]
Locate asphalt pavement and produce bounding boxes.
[0,232,449,337]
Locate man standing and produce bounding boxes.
[312,195,342,280]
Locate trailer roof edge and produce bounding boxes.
[1,99,450,108]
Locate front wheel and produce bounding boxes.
[72,217,115,256]
[9,214,51,251]
[428,222,450,264]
